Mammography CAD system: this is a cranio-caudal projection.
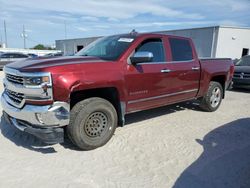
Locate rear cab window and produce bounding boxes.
[169,38,193,61]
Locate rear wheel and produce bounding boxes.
[67,97,117,150]
[200,81,223,112]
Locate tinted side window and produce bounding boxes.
[8,54,15,58]
[1,54,11,58]
[169,38,193,61]
[13,54,21,58]
[20,54,28,58]
[136,39,165,62]
[14,54,28,58]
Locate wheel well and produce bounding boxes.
[211,75,226,98]
[70,87,124,126]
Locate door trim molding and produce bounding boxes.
[128,89,198,104]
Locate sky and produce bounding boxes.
[0,0,250,48]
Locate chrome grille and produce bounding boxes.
[233,72,250,79]
[6,73,24,85]
[5,89,24,105]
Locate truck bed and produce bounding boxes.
[198,58,234,97]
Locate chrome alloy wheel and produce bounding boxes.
[210,87,221,108]
[84,112,108,137]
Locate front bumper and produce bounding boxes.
[1,93,70,143]
[1,93,70,127]
[232,78,250,89]
[3,112,64,144]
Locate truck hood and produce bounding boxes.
[234,66,250,73]
[5,56,106,71]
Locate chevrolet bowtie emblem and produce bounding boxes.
[240,72,244,79]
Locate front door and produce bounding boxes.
[125,38,169,112]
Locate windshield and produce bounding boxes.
[236,56,250,66]
[75,35,136,61]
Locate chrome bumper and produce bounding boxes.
[1,93,70,127]
[3,111,64,144]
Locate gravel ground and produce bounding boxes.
[0,70,250,188]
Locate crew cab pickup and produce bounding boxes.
[1,33,234,150]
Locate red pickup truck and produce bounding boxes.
[1,33,234,150]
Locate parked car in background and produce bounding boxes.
[232,55,250,89]
[233,58,239,65]
[27,53,38,58]
[0,52,29,69]
[43,52,63,57]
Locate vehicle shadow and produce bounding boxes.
[173,118,250,188]
[61,100,202,150]
[0,100,203,152]
[0,115,57,154]
[125,100,201,125]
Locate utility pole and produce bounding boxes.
[0,35,2,47]
[4,20,8,48]
[21,25,27,49]
[64,20,67,39]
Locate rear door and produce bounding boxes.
[163,37,200,102]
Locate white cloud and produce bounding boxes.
[219,20,247,27]
[1,0,204,20]
[93,25,110,29]
[107,17,119,22]
[205,0,250,11]
[25,29,33,33]
[93,21,213,30]
[48,15,77,21]
[76,27,89,32]
[1,0,249,48]
[81,16,99,22]
[188,0,250,12]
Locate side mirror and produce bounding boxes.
[130,51,153,65]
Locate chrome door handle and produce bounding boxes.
[161,69,171,73]
[192,67,200,71]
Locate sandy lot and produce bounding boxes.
[0,70,250,188]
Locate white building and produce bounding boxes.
[56,26,250,59]
[159,26,250,59]
[56,37,100,56]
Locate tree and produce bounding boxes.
[33,44,46,50]
[32,44,55,50]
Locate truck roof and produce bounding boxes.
[112,32,191,41]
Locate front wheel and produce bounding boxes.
[67,97,117,150]
[200,81,223,112]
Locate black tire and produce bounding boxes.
[67,97,117,150]
[200,81,223,112]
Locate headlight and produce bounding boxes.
[24,76,50,86]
